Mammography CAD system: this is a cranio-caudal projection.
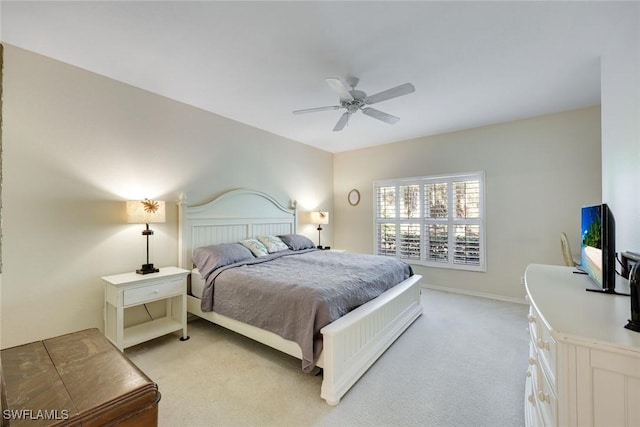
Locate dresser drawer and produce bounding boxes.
[525,367,543,427]
[526,344,547,427]
[528,340,539,377]
[527,305,540,342]
[124,278,184,306]
[533,353,558,427]
[528,304,557,388]
[536,322,557,388]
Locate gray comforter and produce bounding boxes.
[200,249,413,373]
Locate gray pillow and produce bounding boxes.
[278,234,316,250]
[192,243,254,280]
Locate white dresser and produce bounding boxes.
[524,264,640,427]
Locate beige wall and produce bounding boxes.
[601,3,640,253]
[1,45,333,348]
[334,107,602,300]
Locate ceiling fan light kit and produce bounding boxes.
[293,77,415,131]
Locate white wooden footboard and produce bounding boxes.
[320,274,422,405]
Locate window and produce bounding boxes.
[374,172,485,272]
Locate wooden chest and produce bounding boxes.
[1,329,159,426]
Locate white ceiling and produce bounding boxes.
[0,1,634,153]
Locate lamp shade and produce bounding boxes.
[309,211,329,225]
[126,200,166,224]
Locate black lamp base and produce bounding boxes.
[136,264,159,275]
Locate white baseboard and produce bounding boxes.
[420,283,528,305]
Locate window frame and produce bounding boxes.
[373,171,486,272]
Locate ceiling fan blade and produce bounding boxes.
[333,112,351,131]
[362,107,400,124]
[326,78,354,101]
[293,105,342,115]
[365,83,415,105]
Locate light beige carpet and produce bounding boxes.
[126,289,528,426]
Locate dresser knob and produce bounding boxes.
[537,339,550,350]
[528,394,536,405]
[528,357,537,366]
[538,390,550,403]
[527,314,536,323]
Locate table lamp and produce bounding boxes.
[127,199,166,274]
[309,211,329,249]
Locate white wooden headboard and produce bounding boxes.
[178,188,297,269]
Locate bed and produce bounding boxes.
[178,188,423,405]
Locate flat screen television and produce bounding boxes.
[581,203,625,295]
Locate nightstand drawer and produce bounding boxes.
[124,278,184,306]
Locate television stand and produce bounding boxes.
[586,288,630,296]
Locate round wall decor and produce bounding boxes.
[348,189,360,206]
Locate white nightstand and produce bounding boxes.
[102,266,190,351]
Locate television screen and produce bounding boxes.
[581,203,620,294]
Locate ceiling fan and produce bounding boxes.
[293,77,415,131]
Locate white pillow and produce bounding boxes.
[257,235,289,253]
[240,239,269,257]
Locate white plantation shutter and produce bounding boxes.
[399,223,421,260]
[376,223,396,256]
[399,185,420,219]
[376,186,396,219]
[374,172,486,272]
[426,223,448,263]
[425,182,447,219]
[376,186,397,256]
[454,224,481,265]
[425,182,448,263]
[452,179,481,266]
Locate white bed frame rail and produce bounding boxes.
[179,188,423,405]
